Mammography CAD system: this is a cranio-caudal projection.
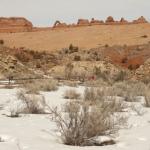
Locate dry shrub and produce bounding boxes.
[8,107,20,118]
[51,88,127,146]
[114,71,127,82]
[64,89,81,99]
[85,78,108,87]
[24,81,40,94]
[17,90,47,114]
[14,50,32,62]
[83,88,126,111]
[145,90,150,107]
[0,39,4,45]
[0,137,4,142]
[110,81,148,102]
[24,79,58,94]
[142,77,150,84]
[84,88,98,102]
[38,79,58,91]
[141,35,148,38]
[65,63,74,80]
[93,67,108,81]
[63,81,78,87]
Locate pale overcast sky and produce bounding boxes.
[0,0,149,26]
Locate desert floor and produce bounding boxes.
[0,24,150,52]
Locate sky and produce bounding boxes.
[0,0,149,27]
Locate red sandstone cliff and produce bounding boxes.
[0,17,33,33]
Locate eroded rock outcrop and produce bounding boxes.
[53,20,68,28]
[132,16,148,24]
[90,18,104,25]
[105,16,115,23]
[77,19,90,26]
[0,17,33,33]
[120,17,128,24]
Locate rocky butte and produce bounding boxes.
[0,17,33,33]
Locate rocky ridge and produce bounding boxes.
[0,16,147,33]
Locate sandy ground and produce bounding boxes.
[0,86,150,150]
[0,24,150,52]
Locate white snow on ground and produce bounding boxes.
[0,86,150,150]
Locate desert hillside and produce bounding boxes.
[0,23,150,52]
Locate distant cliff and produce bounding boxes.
[53,16,148,28]
[0,16,148,33]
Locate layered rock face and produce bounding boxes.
[0,17,33,33]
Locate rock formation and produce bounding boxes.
[0,16,148,33]
[132,16,148,24]
[53,20,68,28]
[120,17,128,24]
[90,18,104,25]
[77,19,90,26]
[105,16,115,23]
[0,17,33,33]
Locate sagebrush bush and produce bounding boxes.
[64,89,81,99]
[24,79,58,94]
[17,90,47,114]
[114,71,127,82]
[83,87,126,111]
[39,79,58,91]
[110,81,148,102]
[51,88,127,146]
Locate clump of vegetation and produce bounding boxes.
[128,64,140,70]
[74,55,81,61]
[93,66,108,81]
[105,44,109,48]
[17,90,47,114]
[63,89,81,99]
[141,35,148,38]
[114,70,127,82]
[65,63,74,80]
[145,90,150,107]
[69,44,79,53]
[0,137,4,142]
[24,79,58,94]
[51,88,127,146]
[0,39,4,45]
[14,50,32,62]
